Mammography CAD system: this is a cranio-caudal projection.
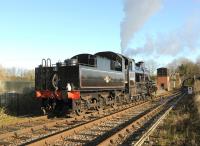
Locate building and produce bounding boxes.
[157,67,170,91]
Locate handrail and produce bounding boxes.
[41,59,46,67]
[47,58,52,67]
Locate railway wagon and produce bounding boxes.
[35,51,156,116]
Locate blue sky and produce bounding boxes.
[0,0,199,69]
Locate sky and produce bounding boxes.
[0,0,200,69]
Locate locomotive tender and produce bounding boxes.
[35,51,156,115]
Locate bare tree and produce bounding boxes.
[145,59,158,76]
[167,57,200,80]
[0,65,7,80]
[0,65,35,81]
[145,59,158,81]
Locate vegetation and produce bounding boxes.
[0,65,34,81]
[0,65,40,118]
[167,58,200,78]
[150,95,200,145]
[145,57,200,82]
[0,107,28,126]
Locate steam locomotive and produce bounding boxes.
[35,51,156,116]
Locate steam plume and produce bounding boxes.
[123,16,200,57]
[120,0,162,53]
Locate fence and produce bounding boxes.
[0,81,34,93]
[0,89,41,116]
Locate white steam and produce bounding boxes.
[123,16,200,57]
[120,0,162,53]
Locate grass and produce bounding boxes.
[0,107,28,126]
[0,89,42,126]
[149,94,200,146]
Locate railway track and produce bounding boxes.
[132,94,184,146]
[0,100,148,146]
[28,92,180,146]
[0,115,47,135]
[98,93,185,146]
[0,91,177,146]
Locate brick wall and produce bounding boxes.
[157,76,170,91]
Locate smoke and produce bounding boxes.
[123,16,200,57]
[120,0,162,53]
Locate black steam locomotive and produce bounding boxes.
[35,51,156,115]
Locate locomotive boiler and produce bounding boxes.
[35,51,156,116]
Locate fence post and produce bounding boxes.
[17,93,19,116]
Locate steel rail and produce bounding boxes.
[0,100,149,145]
[0,100,145,141]
[134,94,185,146]
[0,91,176,145]
[27,101,151,146]
[27,92,179,146]
[97,93,182,146]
